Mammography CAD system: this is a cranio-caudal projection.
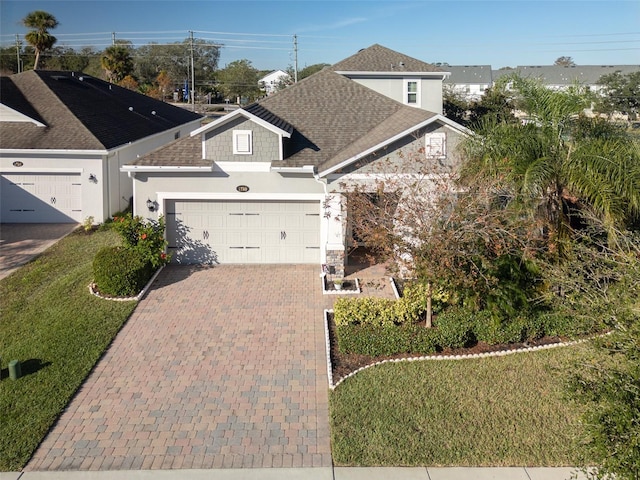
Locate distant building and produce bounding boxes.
[442,65,493,100]
[259,70,291,96]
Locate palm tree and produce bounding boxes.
[462,75,640,256]
[101,45,134,84]
[22,10,58,70]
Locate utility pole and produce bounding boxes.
[189,30,195,112]
[111,32,116,45]
[293,34,298,83]
[15,34,21,73]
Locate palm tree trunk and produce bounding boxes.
[33,49,41,70]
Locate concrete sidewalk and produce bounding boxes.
[2,466,589,479]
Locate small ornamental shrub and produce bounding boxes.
[434,308,476,349]
[334,297,398,327]
[473,311,526,344]
[110,214,170,268]
[336,323,439,357]
[93,246,154,297]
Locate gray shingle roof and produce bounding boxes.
[443,65,493,84]
[127,133,212,167]
[256,68,436,170]
[331,44,444,73]
[0,70,202,150]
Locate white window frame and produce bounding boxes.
[404,79,421,106]
[425,132,446,159]
[233,130,253,155]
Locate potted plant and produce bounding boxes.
[333,278,343,291]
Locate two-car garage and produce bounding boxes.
[165,199,321,264]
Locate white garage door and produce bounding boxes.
[0,173,82,223]
[166,200,321,264]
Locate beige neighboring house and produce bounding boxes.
[124,44,470,276]
[259,70,291,96]
[0,70,202,224]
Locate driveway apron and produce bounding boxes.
[26,264,332,471]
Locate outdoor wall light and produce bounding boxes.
[88,173,98,183]
[146,198,157,212]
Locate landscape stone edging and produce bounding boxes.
[324,308,603,390]
[88,266,164,302]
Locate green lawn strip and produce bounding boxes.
[0,229,137,471]
[330,345,596,466]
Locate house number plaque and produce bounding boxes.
[236,185,250,192]
[13,161,23,167]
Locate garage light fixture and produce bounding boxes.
[88,173,98,183]
[146,198,157,212]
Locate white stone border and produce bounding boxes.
[390,277,400,299]
[324,308,603,390]
[321,273,361,295]
[89,266,164,302]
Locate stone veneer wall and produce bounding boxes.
[326,250,345,279]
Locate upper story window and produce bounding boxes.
[233,129,252,155]
[425,132,446,158]
[404,79,420,106]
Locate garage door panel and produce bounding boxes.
[167,200,320,264]
[1,173,82,223]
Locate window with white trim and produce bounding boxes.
[404,79,420,106]
[425,132,446,158]
[233,130,252,155]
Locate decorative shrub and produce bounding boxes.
[334,297,399,327]
[473,311,527,344]
[93,246,154,297]
[110,214,170,268]
[433,308,476,349]
[336,323,439,357]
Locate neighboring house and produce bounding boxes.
[492,64,640,93]
[123,44,469,276]
[443,65,493,100]
[259,70,291,96]
[0,70,202,224]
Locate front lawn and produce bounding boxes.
[330,344,597,466]
[0,228,137,471]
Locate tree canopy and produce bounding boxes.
[22,10,58,70]
[595,70,640,120]
[101,44,134,84]
[216,59,260,103]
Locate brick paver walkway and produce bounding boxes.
[26,265,333,471]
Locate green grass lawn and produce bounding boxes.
[0,228,137,471]
[330,345,597,466]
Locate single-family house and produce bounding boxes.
[443,65,493,100]
[123,44,469,276]
[0,70,202,223]
[259,70,291,96]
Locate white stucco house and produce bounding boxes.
[0,70,202,223]
[259,70,291,96]
[124,44,470,275]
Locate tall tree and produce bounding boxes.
[462,75,640,255]
[554,56,576,67]
[22,10,58,70]
[101,44,134,84]
[216,59,260,103]
[596,71,640,121]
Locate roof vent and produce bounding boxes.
[128,107,134,111]
[399,62,405,67]
[79,76,84,81]
[151,111,156,115]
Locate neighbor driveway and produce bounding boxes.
[26,264,333,471]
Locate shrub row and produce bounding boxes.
[334,305,608,357]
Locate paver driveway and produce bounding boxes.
[26,264,333,471]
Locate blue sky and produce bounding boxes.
[1,0,639,70]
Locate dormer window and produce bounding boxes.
[404,79,420,106]
[233,130,252,155]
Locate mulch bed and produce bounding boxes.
[326,313,566,382]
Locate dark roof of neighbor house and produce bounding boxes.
[0,70,202,150]
[331,44,444,73]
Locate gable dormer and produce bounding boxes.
[190,106,292,170]
[331,44,448,114]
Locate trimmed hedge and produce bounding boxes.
[93,246,154,297]
[336,323,439,356]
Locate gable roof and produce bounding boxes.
[0,70,202,151]
[331,44,444,73]
[255,68,438,170]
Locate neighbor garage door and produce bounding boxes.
[166,200,321,264]
[0,173,82,223]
